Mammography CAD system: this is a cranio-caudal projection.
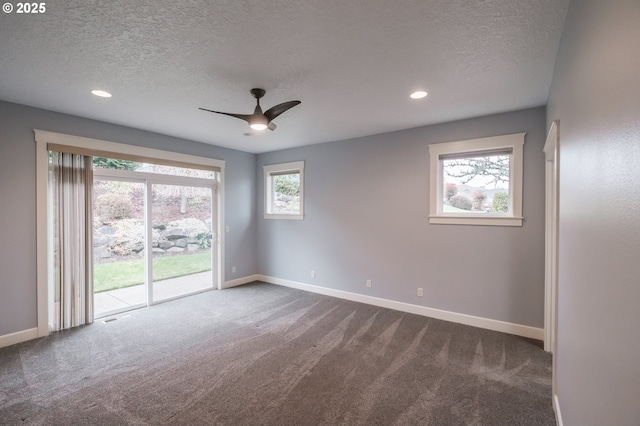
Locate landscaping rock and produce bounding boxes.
[162,228,187,240]
[94,247,111,258]
[94,236,116,247]
[168,218,208,238]
[98,226,116,235]
[93,215,210,259]
[159,241,174,249]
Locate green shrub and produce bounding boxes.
[450,195,472,210]
[491,192,509,213]
[93,157,139,171]
[111,219,145,256]
[196,232,211,249]
[188,196,206,207]
[274,174,299,197]
[96,193,132,221]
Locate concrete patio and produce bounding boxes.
[94,271,213,318]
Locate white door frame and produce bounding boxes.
[91,171,219,318]
[543,120,559,361]
[35,130,225,335]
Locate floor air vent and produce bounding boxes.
[102,314,131,323]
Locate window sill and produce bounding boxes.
[264,214,304,220]
[428,215,523,227]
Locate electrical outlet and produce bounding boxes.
[366,279,372,288]
[232,266,236,273]
[311,270,316,279]
[225,226,230,232]
[417,288,424,297]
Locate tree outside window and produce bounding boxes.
[428,133,525,226]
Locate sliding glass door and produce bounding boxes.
[150,182,214,303]
[92,165,218,319]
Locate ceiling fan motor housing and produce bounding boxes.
[250,88,266,99]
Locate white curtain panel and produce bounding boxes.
[49,152,94,331]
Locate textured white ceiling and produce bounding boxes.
[0,0,569,153]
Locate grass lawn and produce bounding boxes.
[94,251,212,293]
[443,204,471,213]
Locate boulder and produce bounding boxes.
[94,247,111,258]
[175,238,188,248]
[159,241,174,249]
[97,225,116,235]
[167,218,208,238]
[167,247,184,253]
[162,228,187,240]
[187,244,201,251]
[93,236,116,247]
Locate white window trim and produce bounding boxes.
[263,161,304,220]
[34,130,226,337]
[428,133,525,227]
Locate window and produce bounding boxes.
[264,161,304,220]
[428,133,525,226]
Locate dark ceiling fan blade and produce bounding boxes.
[199,108,253,124]
[199,90,300,132]
[264,100,301,122]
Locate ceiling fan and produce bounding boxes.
[199,88,301,131]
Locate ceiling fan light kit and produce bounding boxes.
[200,88,301,132]
[250,122,268,131]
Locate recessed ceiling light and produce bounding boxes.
[410,91,428,99]
[91,89,112,98]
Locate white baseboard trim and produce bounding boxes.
[0,327,40,349]
[553,394,563,426]
[257,275,544,340]
[223,274,262,289]
[3,277,542,347]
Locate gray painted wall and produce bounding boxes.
[257,107,547,328]
[0,100,258,336]
[546,1,640,424]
